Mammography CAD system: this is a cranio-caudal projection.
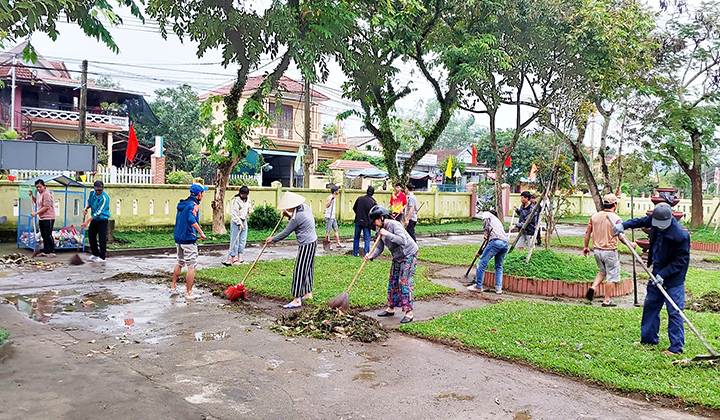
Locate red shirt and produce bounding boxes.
[389,192,407,214]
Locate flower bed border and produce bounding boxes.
[481,272,633,298]
[690,242,720,252]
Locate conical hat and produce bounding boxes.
[277,191,306,210]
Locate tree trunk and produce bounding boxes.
[494,159,505,218]
[596,103,613,194]
[211,156,240,234]
[689,167,704,228]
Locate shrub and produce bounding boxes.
[166,170,194,184]
[249,204,281,230]
[229,175,259,186]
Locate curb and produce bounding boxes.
[690,241,720,252]
[482,272,634,298]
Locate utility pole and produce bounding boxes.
[78,60,88,143]
[10,55,17,132]
[303,77,312,188]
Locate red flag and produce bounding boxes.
[126,124,138,163]
[504,148,511,167]
[471,145,477,165]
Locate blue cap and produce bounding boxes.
[190,183,209,195]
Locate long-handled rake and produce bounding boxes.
[328,235,383,311]
[225,215,284,301]
[460,230,492,284]
[619,233,720,362]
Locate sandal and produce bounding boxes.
[377,310,395,317]
[400,316,413,324]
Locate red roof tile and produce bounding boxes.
[319,143,350,151]
[199,75,329,101]
[327,159,374,170]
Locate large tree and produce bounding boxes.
[134,84,207,173]
[336,0,492,184]
[639,1,720,227]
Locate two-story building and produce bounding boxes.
[0,43,155,168]
[199,75,349,187]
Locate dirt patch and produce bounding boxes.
[101,272,170,283]
[270,307,388,342]
[0,253,64,270]
[688,290,720,313]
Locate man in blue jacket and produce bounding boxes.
[82,180,111,262]
[613,202,690,355]
[171,183,208,300]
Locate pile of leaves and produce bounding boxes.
[689,291,720,313]
[270,307,388,342]
[0,253,64,270]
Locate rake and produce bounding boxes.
[619,233,720,362]
[460,229,492,284]
[327,235,383,311]
[225,215,284,301]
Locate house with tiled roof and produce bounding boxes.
[202,75,349,187]
[0,43,156,168]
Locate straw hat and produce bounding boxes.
[277,191,306,210]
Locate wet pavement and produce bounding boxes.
[0,230,712,419]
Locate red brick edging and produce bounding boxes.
[481,272,634,298]
[690,242,720,252]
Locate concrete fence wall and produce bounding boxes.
[0,181,473,231]
[507,193,720,224]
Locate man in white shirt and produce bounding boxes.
[325,186,343,248]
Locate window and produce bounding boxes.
[269,103,293,140]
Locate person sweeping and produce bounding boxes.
[364,205,418,324]
[266,191,317,309]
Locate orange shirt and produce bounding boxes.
[589,211,622,250]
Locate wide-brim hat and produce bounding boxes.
[277,191,306,210]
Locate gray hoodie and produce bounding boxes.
[272,204,318,245]
[369,219,419,262]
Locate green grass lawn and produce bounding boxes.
[0,328,7,346]
[108,220,489,249]
[195,255,453,308]
[551,236,645,254]
[691,228,720,244]
[418,247,627,283]
[686,268,720,297]
[400,300,720,408]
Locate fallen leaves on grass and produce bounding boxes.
[270,307,388,342]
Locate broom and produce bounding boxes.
[225,215,284,301]
[327,235,383,310]
[69,214,87,266]
[31,215,42,258]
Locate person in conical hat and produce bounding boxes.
[266,191,318,308]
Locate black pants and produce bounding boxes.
[406,220,417,242]
[536,227,543,246]
[38,219,55,254]
[88,219,108,259]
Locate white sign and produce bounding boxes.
[417,154,438,166]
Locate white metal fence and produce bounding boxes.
[10,165,153,185]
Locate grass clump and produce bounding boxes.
[196,255,452,309]
[0,328,7,346]
[270,307,388,342]
[690,228,720,244]
[400,300,720,408]
[418,247,627,283]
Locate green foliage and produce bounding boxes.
[90,75,121,88]
[0,327,7,345]
[340,150,387,170]
[133,85,206,173]
[0,0,144,57]
[438,156,465,183]
[401,301,720,408]
[196,255,451,309]
[248,204,281,231]
[0,129,19,139]
[229,175,258,187]
[166,170,193,185]
[610,154,654,196]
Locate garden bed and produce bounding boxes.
[195,255,453,309]
[419,247,632,298]
[400,300,720,409]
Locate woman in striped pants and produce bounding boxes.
[266,191,318,308]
